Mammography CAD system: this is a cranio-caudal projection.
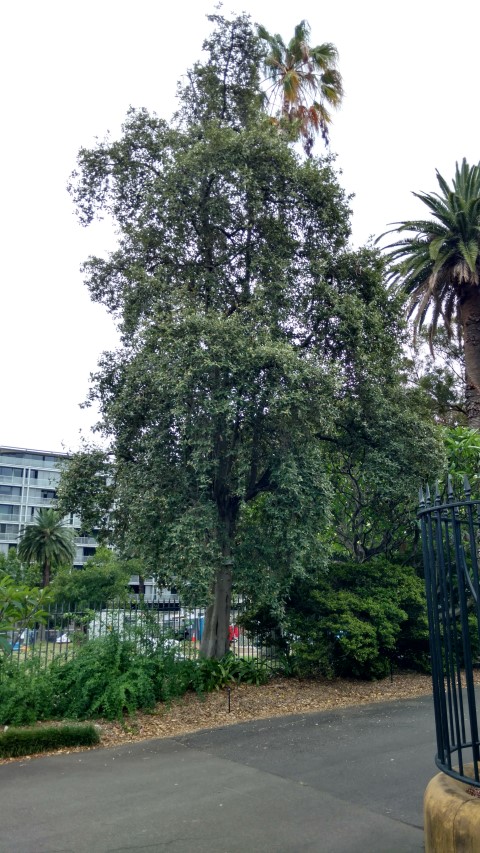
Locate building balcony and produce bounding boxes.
[27,477,60,489]
[0,475,24,486]
[0,455,61,470]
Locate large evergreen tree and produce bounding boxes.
[63,14,442,658]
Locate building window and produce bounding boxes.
[0,505,18,517]
[0,523,18,534]
[0,466,23,478]
[0,485,21,496]
[83,547,96,558]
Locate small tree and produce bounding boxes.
[0,575,51,653]
[51,547,131,607]
[18,508,75,588]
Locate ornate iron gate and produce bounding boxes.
[419,478,480,785]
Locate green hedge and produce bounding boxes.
[0,724,100,758]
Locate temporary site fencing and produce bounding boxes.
[2,599,283,670]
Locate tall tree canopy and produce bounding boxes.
[63,13,442,658]
[382,159,480,427]
[258,19,343,155]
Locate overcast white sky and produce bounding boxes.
[1,0,479,453]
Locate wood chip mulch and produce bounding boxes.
[0,672,435,765]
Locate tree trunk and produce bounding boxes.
[200,560,233,659]
[460,287,480,428]
[42,559,51,588]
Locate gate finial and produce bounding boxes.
[447,475,454,502]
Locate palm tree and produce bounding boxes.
[382,159,480,427]
[257,19,343,156]
[18,508,76,588]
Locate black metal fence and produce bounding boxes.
[2,598,282,671]
[419,478,480,786]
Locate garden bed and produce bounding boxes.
[0,671,435,763]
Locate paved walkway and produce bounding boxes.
[0,694,436,852]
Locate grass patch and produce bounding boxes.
[0,723,100,758]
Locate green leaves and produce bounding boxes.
[287,558,428,679]
[0,577,51,653]
[381,159,480,337]
[443,426,480,488]
[50,548,131,608]
[18,509,75,588]
[64,13,439,657]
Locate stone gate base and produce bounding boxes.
[425,769,480,852]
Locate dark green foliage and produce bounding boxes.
[0,636,186,724]
[61,12,444,657]
[53,633,159,719]
[285,558,429,679]
[410,329,466,427]
[51,633,200,719]
[0,724,99,758]
[56,448,115,542]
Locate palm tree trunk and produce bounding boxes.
[459,287,480,428]
[42,559,51,588]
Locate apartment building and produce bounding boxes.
[0,445,96,568]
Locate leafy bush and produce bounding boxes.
[286,558,429,679]
[51,633,201,719]
[0,659,56,726]
[0,724,99,758]
[0,636,273,725]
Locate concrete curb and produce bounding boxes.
[424,769,480,852]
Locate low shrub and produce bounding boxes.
[0,635,273,725]
[0,659,56,726]
[0,724,99,758]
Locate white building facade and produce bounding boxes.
[0,445,96,568]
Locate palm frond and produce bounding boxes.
[380,160,480,346]
[258,19,343,153]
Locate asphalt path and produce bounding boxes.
[0,694,437,853]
